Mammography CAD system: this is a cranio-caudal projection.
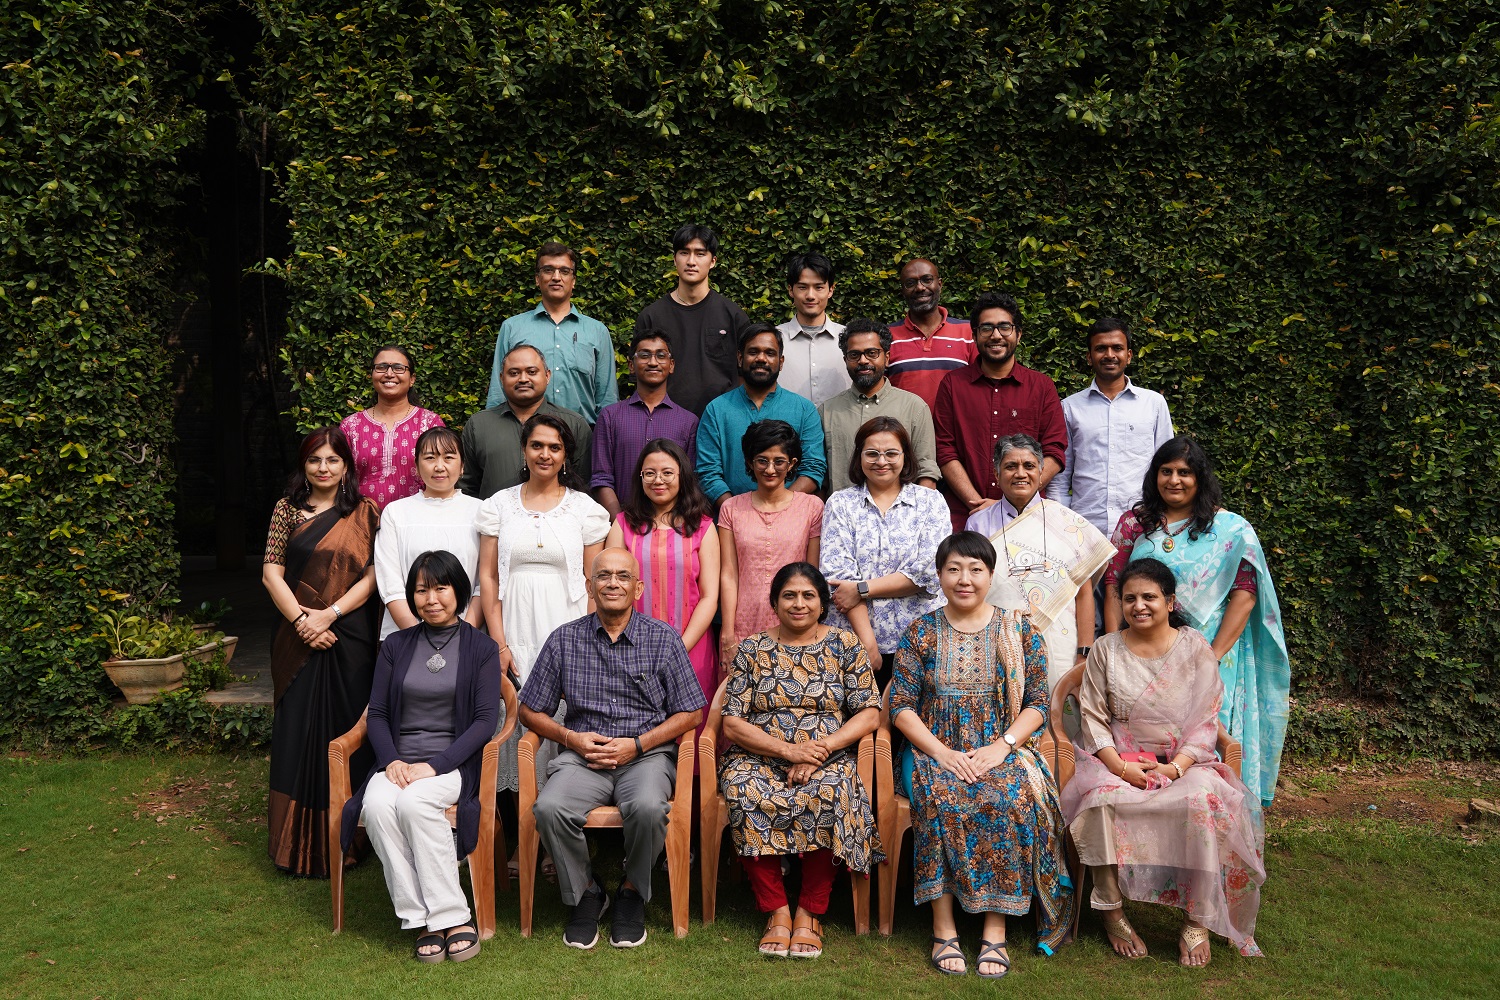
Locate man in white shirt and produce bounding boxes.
[776,251,849,406]
[1046,318,1175,537]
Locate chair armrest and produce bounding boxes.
[328,709,370,814]
[495,675,519,747]
[857,731,875,802]
[1217,723,1243,780]
[673,732,696,802]
[874,721,896,805]
[518,729,541,810]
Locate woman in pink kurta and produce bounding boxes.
[339,345,445,510]
[605,439,722,706]
[716,420,823,665]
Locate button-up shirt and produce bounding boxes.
[695,384,828,499]
[885,308,977,408]
[820,484,948,652]
[520,611,708,739]
[590,391,700,503]
[776,318,850,406]
[485,303,619,423]
[456,400,593,501]
[817,381,940,493]
[933,360,1067,523]
[1045,378,1175,536]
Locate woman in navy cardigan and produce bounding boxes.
[340,550,501,963]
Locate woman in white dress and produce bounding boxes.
[373,427,484,641]
[476,413,611,794]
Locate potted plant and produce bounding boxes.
[181,598,234,636]
[96,612,239,704]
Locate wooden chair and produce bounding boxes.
[328,675,518,940]
[516,728,695,939]
[1046,660,1241,937]
[873,682,1060,937]
[698,679,874,933]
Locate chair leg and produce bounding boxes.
[667,812,691,939]
[471,832,496,941]
[851,867,870,936]
[1067,834,1084,943]
[518,808,539,938]
[700,799,722,925]
[494,817,510,894]
[329,818,345,934]
[877,819,908,937]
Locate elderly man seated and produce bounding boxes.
[519,547,707,950]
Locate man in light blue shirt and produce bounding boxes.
[485,241,618,423]
[1046,317,1174,536]
[696,322,826,504]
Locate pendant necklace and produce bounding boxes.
[1161,516,1192,552]
[423,623,460,672]
[999,499,1051,576]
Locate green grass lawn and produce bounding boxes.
[2,752,1496,1000]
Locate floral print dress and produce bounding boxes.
[718,628,884,874]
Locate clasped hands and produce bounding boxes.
[294,605,339,648]
[1117,759,1177,791]
[784,738,830,785]
[569,731,639,770]
[935,740,1015,783]
[385,760,436,788]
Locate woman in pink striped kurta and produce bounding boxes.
[605,440,721,711]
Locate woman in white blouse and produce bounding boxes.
[476,413,610,794]
[373,427,484,640]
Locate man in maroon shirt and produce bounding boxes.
[886,258,976,408]
[932,291,1067,529]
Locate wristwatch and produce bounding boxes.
[1002,733,1017,748]
[1075,645,1091,657]
[331,604,343,619]
[856,580,870,599]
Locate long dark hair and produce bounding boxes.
[1117,558,1189,629]
[285,426,362,516]
[519,413,586,490]
[371,344,421,407]
[619,439,713,537]
[1131,435,1221,540]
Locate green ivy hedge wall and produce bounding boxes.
[0,2,210,739]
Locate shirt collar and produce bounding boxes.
[625,390,679,410]
[894,306,951,335]
[858,482,919,509]
[1086,377,1136,398]
[531,301,580,321]
[850,378,888,402]
[1000,492,1043,519]
[786,322,833,340]
[966,360,1026,385]
[591,610,641,645]
[736,384,782,405]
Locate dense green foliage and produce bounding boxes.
[0,2,211,738]
[256,0,1499,753]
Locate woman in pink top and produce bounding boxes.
[339,345,445,510]
[717,419,823,665]
[606,439,721,709]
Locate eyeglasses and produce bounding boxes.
[976,321,1016,336]
[592,570,637,583]
[844,348,884,363]
[900,274,938,289]
[538,265,575,277]
[641,470,678,483]
[372,363,411,374]
[633,349,672,362]
[862,449,903,463]
[752,456,795,471]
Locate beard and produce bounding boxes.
[741,364,776,388]
[852,367,881,392]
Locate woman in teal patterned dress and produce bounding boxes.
[719,562,883,959]
[891,531,1074,978]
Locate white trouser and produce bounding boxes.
[360,769,470,931]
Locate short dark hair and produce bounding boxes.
[740,419,802,479]
[537,240,580,270]
[628,329,672,357]
[1117,557,1189,629]
[519,413,587,490]
[672,223,720,256]
[935,530,997,572]
[501,343,548,370]
[838,317,893,354]
[969,291,1022,334]
[784,251,835,287]
[404,550,473,620]
[992,433,1044,469]
[848,416,917,488]
[768,561,832,622]
[737,320,783,354]
[1087,316,1132,352]
[414,425,464,465]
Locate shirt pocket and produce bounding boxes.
[557,337,600,380]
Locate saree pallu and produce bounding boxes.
[1062,629,1265,956]
[1116,510,1289,808]
[268,500,379,877]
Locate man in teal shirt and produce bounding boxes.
[485,241,618,423]
[695,322,826,505]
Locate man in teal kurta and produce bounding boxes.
[485,241,618,423]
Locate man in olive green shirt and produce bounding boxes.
[460,345,592,500]
[817,318,939,494]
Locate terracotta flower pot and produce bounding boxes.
[102,654,186,705]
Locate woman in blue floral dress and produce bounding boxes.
[891,531,1075,977]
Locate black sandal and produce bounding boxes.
[445,925,481,963]
[930,935,967,975]
[977,939,1010,979]
[414,931,446,964]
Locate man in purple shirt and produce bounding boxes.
[520,548,706,950]
[591,331,700,516]
[933,291,1067,530]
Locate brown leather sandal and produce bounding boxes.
[789,912,823,959]
[758,913,792,957]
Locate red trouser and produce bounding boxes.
[741,850,837,915]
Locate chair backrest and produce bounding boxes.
[879,681,893,727]
[704,678,730,739]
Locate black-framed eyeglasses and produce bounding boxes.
[976,321,1016,335]
[538,265,575,277]
[372,363,411,374]
[844,348,883,362]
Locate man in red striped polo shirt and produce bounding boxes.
[885,258,977,408]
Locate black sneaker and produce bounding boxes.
[609,884,647,948]
[563,884,610,950]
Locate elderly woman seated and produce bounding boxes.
[339,550,501,963]
[718,562,883,959]
[1060,557,1266,966]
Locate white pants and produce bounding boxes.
[360,769,470,931]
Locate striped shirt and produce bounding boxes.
[885,307,976,408]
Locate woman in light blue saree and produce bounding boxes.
[1102,437,1289,808]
